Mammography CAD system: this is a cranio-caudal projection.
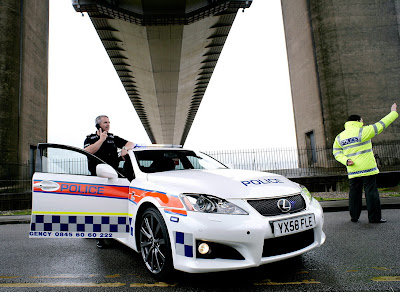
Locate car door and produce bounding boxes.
[29,143,130,239]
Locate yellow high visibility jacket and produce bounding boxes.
[333,111,398,179]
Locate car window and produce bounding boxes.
[134,150,227,173]
[187,155,208,169]
[41,148,91,175]
[174,158,185,170]
[37,144,118,177]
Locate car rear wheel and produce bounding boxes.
[139,207,173,279]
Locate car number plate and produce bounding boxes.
[272,214,315,237]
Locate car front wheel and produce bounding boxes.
[139,207,173,279]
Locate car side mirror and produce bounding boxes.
[96,164,118,179]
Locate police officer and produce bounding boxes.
[84,115,135,171]
[333,103,398,223]
[84,115,134,249]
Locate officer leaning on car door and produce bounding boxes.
[84,115,135,249]
[332,103,398,224]
[84,115,135,172]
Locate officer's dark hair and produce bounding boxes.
[95,115,108,126]
[347,115,362,122]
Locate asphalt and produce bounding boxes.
[1,197,400,225]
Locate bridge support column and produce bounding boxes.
[0,0,49,189]
[281,0,400,151]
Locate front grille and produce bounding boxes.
[247,194,306,216]
[262,229,314,257]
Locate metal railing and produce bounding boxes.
[1,143,399,194]
[205,143,400,178]
[42,158,90,176]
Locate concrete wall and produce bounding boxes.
[0,0,48,180]
[282,0,400,150]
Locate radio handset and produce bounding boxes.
[95,124,102,137]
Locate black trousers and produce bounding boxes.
[349,175,381,222]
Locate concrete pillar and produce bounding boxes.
[282,0,400,150]
[0,0,48,183]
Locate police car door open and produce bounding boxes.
[29,144,130,239]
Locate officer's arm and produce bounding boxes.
[332,138,348,166]
[124,141,135,150]
[121,141,135,157]
[84,130,107,154]
[362,108,399,141]
[85,140,103,154]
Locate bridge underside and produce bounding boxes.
[73,0,252,144]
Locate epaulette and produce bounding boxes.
[86,133,98,139]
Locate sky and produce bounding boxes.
[48,0,296,151]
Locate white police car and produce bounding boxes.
[30,143,325,278]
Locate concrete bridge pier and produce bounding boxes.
[0,0,49,187]
[281,0,400,152]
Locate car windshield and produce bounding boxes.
[134,150,227,173]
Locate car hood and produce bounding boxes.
[145,169,301,199]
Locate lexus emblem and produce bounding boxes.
[277,199,292,213]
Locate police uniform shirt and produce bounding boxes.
[84,132,128,169]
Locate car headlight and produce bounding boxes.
[180,194,248,215]
[300,185,313,203]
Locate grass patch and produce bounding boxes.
[0,210,31,216]
[379,186,400,193]
[314,197,347,202]
[378,186,400,197]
